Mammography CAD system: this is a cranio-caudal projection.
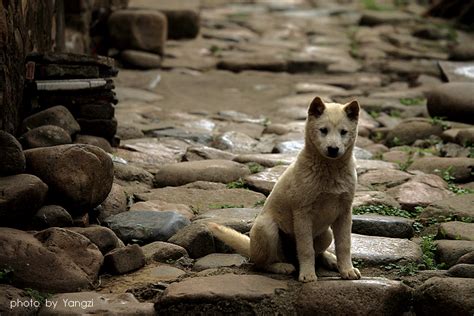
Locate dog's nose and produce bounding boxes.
[327,146,339,158]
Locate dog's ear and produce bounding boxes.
[344,100,360,121]
[308,96,326,118]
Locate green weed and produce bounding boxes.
[429,116,449,130]
[209,204,245,209]
[247,162,265,174]
[353,204,418,219]
[399,97,425,106]
[227,179,248,189]
[254,199,266,207]
[25,288,51,304]
[436,167,473,195]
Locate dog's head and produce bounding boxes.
[306,96,359,159]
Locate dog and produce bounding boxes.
[208,96,361,282]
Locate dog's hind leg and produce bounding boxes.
[314,229,338,271]
[250,214,295,275]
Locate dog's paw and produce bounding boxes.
[298,270,318,282]
[267,262,296,275]
[340,267,361,280]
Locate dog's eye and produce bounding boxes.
[341,129,348,136]
[319,128,328,135]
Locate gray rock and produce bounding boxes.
[244,165,287,195]
[168,223,215,258]
[32,205,73,229]
[456,127,474,146]
[0,227,103,293]
[0,174,48,225]
[103,244,146,275]
[420,194,474,221]
[213,131,261,154]
[447,264,474,278]
[135,187,266,213]
[439,221,474,241]
[436,240,474,267]
[141,241,188,263]
[21,106,80,136]
[385,119,444,146]
[414,277,474,316]
[408,157,474,183]
[386,174,451,210]
[352,191,401,209]
[108,10,167,55]
[356,159,398,175]
[329,234,422,266]
[69,225,123,254]
[38,292,154,315]
[427,83,474,124]
[358,169,413,190]
[25,144,114,214]
[297,278,411,316]
[156,274,288,312]
[105,210,190,244]
[129,200,194,220]
[20,125,71,149]
[113,162,154,187]
[121,50,162,69]
[352,214,414,238]
[0,131,26,176]
[0,285,38,315]
[97,183,128,222]
[154,160,250,187]
[74,134,112,153]
[184,145,237,161]
[194,253,248,271]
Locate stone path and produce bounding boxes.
[1,0,474,315]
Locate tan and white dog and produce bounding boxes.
[209,96,361,282]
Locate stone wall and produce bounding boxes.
[0,0,55,134]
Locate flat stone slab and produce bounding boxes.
[135,188,266,213]
[352,214,414,239]
[297,278,412,316]
[154,160,250,187]
[194,208,260,233]
[244,165,287,195]
[194,253,248,271]
[352,190,401,209]
[439,61,474,83]
[330,234,422,266]
[356,159,397,175]
[357,169,413,190]
[38,292,154,315]
[158,274,287,303]
[420,194,474,221]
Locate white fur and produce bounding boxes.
[208,97,361,282]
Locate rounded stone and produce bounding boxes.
[74,134,113,153]
[20,125,72,149]
[0,130,26,176]
[32,205,73,229]
[427,83,474,124]
[21,105,80,136]
[24,144,114,214]
[121,50,162,69]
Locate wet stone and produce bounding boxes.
[104,210,191,244]
[213,131,261,154]
[352,214,414,239]
[329,234,422,266]
[194,253,248,271]
[244,165,288,195]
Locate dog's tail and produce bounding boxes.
[207,222,250,257]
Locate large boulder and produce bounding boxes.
[24,144,114,214]
[0,131,26,176]
[21,106,80,136]
[427,83,474,124]
[0,227,103,293]
[0,174,48,226]
[108,9,167,55]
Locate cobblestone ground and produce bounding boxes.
[27,0,474,315]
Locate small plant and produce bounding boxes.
[399,97,425,106]
[436,167,474,195]
[389,110,402,118]
[382,262,419,276]
[254,199,266,207]
[209,45,222,56]
[25,288,51,304]
[352,258,364,268]
[420,235,443,270]
[247,162,265,174]
[391,136,402,146]
[353,204,417,219]
[361,0,392,11]
[209,204,244,209]
[226,179,248,189]
[412,220,424,234]
[429,116,449,130]
[369,110,380,119]
[397,156,414,172]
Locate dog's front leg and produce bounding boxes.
[294,214,317,282]
[332,209,361,280]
